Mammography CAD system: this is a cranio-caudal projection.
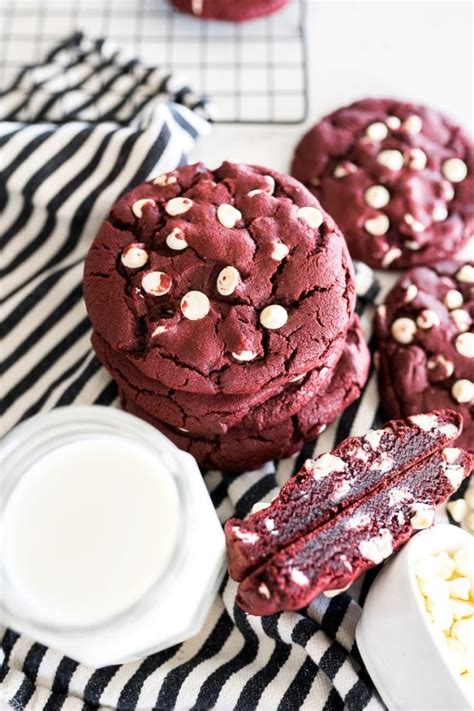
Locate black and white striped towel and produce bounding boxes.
[1,34,385,711]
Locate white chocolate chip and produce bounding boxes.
[366,122,388,141]
[404,213,425,232]
[364,214,390,236]
[153,173,177,186]
[359,530,393,564]
[407,148,428,171]
[264,518,275,532]
[455,332,474,358]
[404,284,419,303]
[451,309,471,332]
[389,488,412,506]
[258,583,271,599]
[410,504,435,530]
[443,462,465,490]
[152,324,167,337]
[451,378,474,404]
[247,189,264,197]
[165,197,193,216]
[121,243,149,269]
[439,423,459,438]
[132,198,154,218]
[310,453,346,480]
[432,204,449,222]
[464,487,474,509]
[217,266,240,296]
[449,578,471,601]
[443,448,461,465]
[403,115,423,134]
[271,241,289,261]
[404,240,422,251]
[377,149,404,171]
[442,181,456,201]
[291,569,310,586]
[456,265,474,284]
[442,158,468,183]
[232,350,257,362]
[364,185,390,209]
[232,526,259,544]
[346,513,371,530]
[264,175,275,195]
[217,203,242,228]
[387,115,401,129]
[444,289,464,310]
[453,548,474,577]
[259,304,288,330]
[391,317,417,344]
[427,354,454,378]
[416,309,440,330]
[333,162,357,178]
[166,227,188,251]
[410,414,438,431]
[141,271,172,296]
[447,499,468,523]
[364,428,387,450]
[297,206,324,228]
[180,290,210,320]
[381,247,402,268]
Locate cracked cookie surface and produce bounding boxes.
[84,161,355,395]
[375,261,474,451]
[292,98,473,270]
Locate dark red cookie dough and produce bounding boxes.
[375,261,474,451]
[226,409,463,581]
[292,98,473,270]
[92,315,368,438]
[169,0,289,22]
[84,161,355,395]
[119,317,369,472]
[236,447,473,615]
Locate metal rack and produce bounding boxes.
[0,0,309,124]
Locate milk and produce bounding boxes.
[0,406,225,666]
[2,437,180,628]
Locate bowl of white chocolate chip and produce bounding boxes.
[356,525,473,711]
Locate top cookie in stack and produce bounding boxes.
[84,162,369,471]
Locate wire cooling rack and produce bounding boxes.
[0,0,308,124]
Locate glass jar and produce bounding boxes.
[0,406,225,667]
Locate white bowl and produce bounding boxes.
[356,525,473,711]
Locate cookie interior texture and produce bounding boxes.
[292,98,473,270]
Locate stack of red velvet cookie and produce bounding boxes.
[84,161,370,471]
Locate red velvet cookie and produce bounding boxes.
[84,162,355,395]
[236,447,473,615]
[169,0,289,22]
[92,315,368,437]
[292,99,473,270]
[375,261,474,451]
[119,320,369,472]
[226,410,463,581]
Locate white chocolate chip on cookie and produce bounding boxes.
[180,291,210,320]
[217,266,240,296]
[165,197,193,216]
[364,185,390,209]
[451,379,474,404]
[377,149,404,171]
[132,199,154,218]
[391,317,417,344]
[217,203,242,228]
[364,214,390,236]
[455,332,474,358]
[259,304,288,330]
[297,206,324,228]
[442,158,468,183]
[121,243,148,269]
[141,271,172,296]
[366,122,388,141]
[166,227,188,251]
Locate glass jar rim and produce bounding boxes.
[0,405,192,637]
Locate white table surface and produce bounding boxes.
[192,0,473,172]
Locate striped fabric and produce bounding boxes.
[1,35,386,710]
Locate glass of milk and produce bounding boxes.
[0,406,225,667]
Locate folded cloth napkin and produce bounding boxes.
[0,34,384,711]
